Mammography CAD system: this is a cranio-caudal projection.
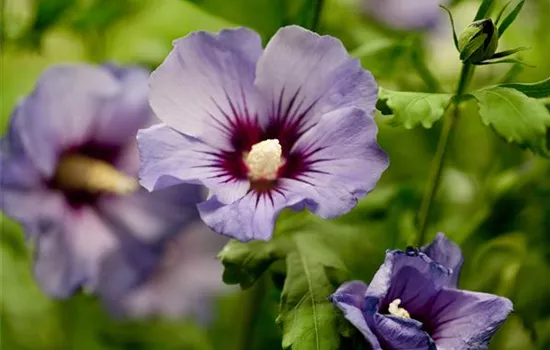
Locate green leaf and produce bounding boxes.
[377,88,453,129]
[495,1,513,25]
[277,234,347,350]
[474,0,495,21]
[184,0,317,39]
[471,86,550,156]
[218,240,280,289]
[500,77,550,99]
[497,0,525,37]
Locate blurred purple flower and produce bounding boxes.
[330,234,512,350]
[0,64,195,298]
[138,25,388,242]
[98,182,229,320]
[363,0,450,31]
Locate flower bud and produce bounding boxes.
[458,19,498,64]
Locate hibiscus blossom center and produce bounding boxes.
[244,139,285,181]
[388,298,410,319]
[54,154,138,195]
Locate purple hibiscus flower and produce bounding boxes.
[330,233,512,350]
[138,25,389,241]
[363,0,451,31]
[0,64,196,298]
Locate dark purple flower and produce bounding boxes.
[98,182,230,320]
[138,25,388,241]
[363,0,450,31]
[0,64,194,298]
[331,235,512,350]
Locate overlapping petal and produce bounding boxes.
[33,206,119,297]
[285,107,388,218]
[149,28,263,151]
[366,250,451,302]
[138,124,250,204]
[256,26,378,133]
[198,188,305,241]
[103,223,227,320]
[421,232,464,288]
[371,314,435,350]
[428,288,513,349]
[331,281,382,349]
[15,65,121,176]
[97,184,227,319]
[93,64,155,146]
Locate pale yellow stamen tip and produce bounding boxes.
[388,299,410,319]
[54,154,138,195]
[244,139,284,181]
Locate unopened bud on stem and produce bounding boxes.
[458,19,498,64]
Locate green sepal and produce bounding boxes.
[489,47,529,60]
[440,5,459,51]
[460,32,488,63]
[476,58,534,67]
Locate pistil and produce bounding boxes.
[388,298,411,319]
[244,139,285,181]
[54,154,138,195]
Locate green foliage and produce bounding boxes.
[0,232,63,350]
[184,0,322,38]
[20,0,77,49]
[377,88,453,129]
[218,215,387,349]
[470,86,550,156]
[277,234,347,350]
[501,77,550,99]
[219,240,280,289]
[474,0,496,21]
[497,0,525,37]
[3,0,550,349]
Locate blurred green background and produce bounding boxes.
[1,0,549,349]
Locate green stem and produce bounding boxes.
[411,41,442,93]
[311,0,325,31]
[456,63,475,96]
[234,277,267,350]
[416,63,475,246]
